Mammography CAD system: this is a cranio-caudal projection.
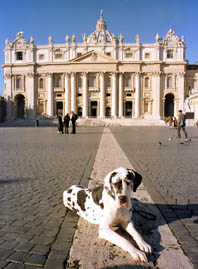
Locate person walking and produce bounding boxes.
[177,110,188,141]
[70,111,78,134]
[63,113,70,134]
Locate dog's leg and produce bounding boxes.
[99,225,148,262]
[122,221,152,254]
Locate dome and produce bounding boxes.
[87,11,118,44]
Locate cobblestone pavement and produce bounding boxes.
[111,126,198,268]
[0,127,103,268]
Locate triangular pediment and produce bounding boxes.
[70,50,118,63]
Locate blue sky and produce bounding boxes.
[0,0,198,96]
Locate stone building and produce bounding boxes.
[2,11,195,122]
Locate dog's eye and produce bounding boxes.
[115,181,122,191]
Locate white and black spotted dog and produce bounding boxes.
[63,167,152,262]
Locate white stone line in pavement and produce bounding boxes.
[67,128,193,269]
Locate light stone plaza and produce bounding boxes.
[0,126,198,268]
[2,11,198,124]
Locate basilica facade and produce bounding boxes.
[3,12,195,122]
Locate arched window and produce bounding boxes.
[89,76,96,87]
[106,77,111,88]
[77,78,82,88]
[145,77,149,88]
[16,77,22,89]
[167,77,172,88]
[39,78,44,89]
[56,77,62,88]
[125,76,131,88]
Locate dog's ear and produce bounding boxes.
[127,169,142,192]
[104,171,117,198]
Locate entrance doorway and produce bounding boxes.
[56,101,63,116]
[90,101,97,117]
[15,94,25,118]
[164,93,174,117]
[125,101,132,117]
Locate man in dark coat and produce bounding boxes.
[63,113,70,134]
[177,110,188,141]
[57,114,64,134]
[70,111,78,134]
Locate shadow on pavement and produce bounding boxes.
[0,178,31,184]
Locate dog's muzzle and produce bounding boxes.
[118,195,128,208]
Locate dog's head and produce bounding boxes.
[104,167,142,208]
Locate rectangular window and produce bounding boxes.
[125,52,133,58]
[39,54,44,60]
[55,53,62,59]
[126,93,132,97]
[106,93,111,97]
[167,50,174,59]
[78,93,82,97]
[16,52,23,60]
[145,53,150,59]
[16,77,22,89]
[89,76,96,88]
[106,52,111,57]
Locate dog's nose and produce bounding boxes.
[119,195,127,203]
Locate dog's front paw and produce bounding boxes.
[130,249,148,263]
[137,239,152,254]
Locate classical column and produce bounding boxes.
[71,72,76,113]
[112,72,117,117]
[178,72,185,111]
[135,72,140,118]
[152,72,161,119]
[47,73,53,117]
[118,73,124,117]
[99,72,105,118]
[27,72,36,119]
[64,73,70,114]
[4,73,12,120]
[174,98,179,117]
[83,72,88,117]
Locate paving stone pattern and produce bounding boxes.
[112,126,198,268]
[0,127,103,268]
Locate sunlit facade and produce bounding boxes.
[3,11,193,122]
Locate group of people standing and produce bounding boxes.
[57,111,78,134]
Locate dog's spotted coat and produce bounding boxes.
[63,167,152,262]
